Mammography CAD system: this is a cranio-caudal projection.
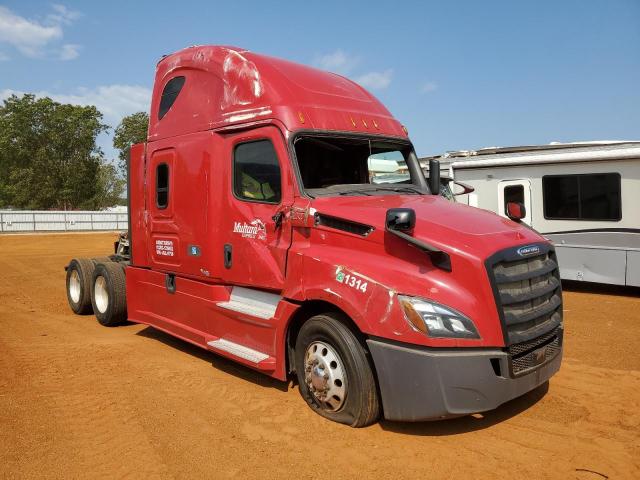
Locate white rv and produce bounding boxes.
[427,141,640,287]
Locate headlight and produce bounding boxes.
[398,295,480,339]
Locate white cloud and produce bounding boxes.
[0,85,151,125]
[313,49,360,75]
[59,43,80,60]
[421,81,438,94]
[0,4,81,59]
[354,69,393,90]
[47,4,81,25]
[313,50,393,90]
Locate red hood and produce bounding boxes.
[310,194,544,261]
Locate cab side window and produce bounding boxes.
[233,140,282,203]
[156,163,169,209]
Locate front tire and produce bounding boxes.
[91,262,127,327]
[295,313,380,427]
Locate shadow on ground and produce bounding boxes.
[380,381,549,436]
[135,325,289,392]
[136,325,551,434]
[562,280,640,298]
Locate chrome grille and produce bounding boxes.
[508,326,559,356]
[509,328,562,375]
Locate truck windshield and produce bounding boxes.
[293,135,428,197]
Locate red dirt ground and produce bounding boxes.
[0,233,638,479]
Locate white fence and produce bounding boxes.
[0,210,128,233]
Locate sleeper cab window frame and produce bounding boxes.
[542,172,622,221]
[232,139,282,205]
[158,76,186,120]
[155,163,170,209]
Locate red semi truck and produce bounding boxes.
[65,45,563,427]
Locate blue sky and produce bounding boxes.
[1,0,639,162]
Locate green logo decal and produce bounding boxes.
[336,271,345,283]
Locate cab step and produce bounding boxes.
[216,286,280,319]
[207,338,275,370]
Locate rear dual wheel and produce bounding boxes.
[295,313,380,427]
[65,257,126,327]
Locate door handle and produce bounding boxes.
[224,244,232,269]
[165,274,176,294]
[272,211,284,230]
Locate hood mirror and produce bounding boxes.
[386,208,416,234]
[506,202,526,221]
[385,207,452,272]
[428,159,440,196]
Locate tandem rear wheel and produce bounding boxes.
[66,257,126,326]
[294,312,380,428]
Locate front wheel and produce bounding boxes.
[295,313,380,427]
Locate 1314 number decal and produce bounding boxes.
[336,270,368,293]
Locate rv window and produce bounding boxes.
[579,174,621,220]
[158,76,186,120]
[504,185,524,211]
[156,163,169,209]
[543,173,621,221]
[233,140,282,203]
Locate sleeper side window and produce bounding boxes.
[542,173,621,221]
[156,163,169,209]
[233,140,282,203]
[158,76,186,120]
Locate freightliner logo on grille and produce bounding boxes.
[517,245,541,257]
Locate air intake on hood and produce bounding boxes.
[315,213,374,237]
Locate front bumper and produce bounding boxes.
[367,337,562,422]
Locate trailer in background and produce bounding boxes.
[426,141,640,286]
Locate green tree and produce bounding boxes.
[113,111,148,176]
[0,94,123,209]
[92,163,126,209]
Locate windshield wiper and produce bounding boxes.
[369,186,424,194]
[338,190,372,196]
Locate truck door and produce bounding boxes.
[498,179,532,226]
[146,147,182,270]
[220,126,293,291]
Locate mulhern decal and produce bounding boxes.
[233,219,267,240]
[517,245,541,257]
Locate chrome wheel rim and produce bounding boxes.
[69,270,81,303]
[304,341,347,411]
[94,276,109,314]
